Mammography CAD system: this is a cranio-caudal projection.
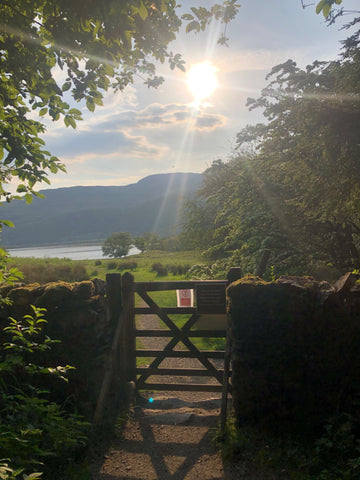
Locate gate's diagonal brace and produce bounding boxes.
[137,289,183,337]
[136,287,229,390]
[136,335,181,385]
[179,336,224,385]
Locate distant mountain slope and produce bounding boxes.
[1,172,202,247]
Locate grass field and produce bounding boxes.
[8,250,206,284]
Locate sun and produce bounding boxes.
[186,61,218,107]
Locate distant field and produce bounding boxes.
[8,250,207,284]
[9,250,224,352]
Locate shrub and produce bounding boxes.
[94,259,102,266]
[0,306,89,478]
[169,264,191,276]
[12,262,89,284]
[151,262,168,276]
[117,260,137,271]
[71,264,89,281]
[107,261,117,270]
[309,413,360,479]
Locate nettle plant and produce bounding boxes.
[0,305,89,479]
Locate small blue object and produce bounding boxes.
[148,397,154,403]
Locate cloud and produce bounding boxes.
[195,113,226,130]
[87,102,226,132]
[44,101,227,163]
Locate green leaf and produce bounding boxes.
[62,81,71,92]
[186,21,200,33]
[33,191,45,199]
[68,116,76,129]
[316,0,326,14]
[1,220,14,228]
[181,14,194,20]
[86,99,95,112]
[39,108,48,116]
[17,184,27,193]
[323,3,331,17]
[138,2,148,20]
[24,472,43,479]
[25,194,33,204]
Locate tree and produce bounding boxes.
[102,232,132,258]
[314,0,360,27]
[183,29,360,275]
[0,0,239,207]
[133,232,160,252]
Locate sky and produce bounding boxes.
[36,0,360,190]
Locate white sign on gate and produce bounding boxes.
[176,289,194,307]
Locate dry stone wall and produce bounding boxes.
[227,273,360,434]
[0,278,118,418]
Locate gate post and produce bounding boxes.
[94,273,122,424]
[122,272,136,383]
[106,273,122,329]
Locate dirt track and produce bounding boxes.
[90,305,284,479]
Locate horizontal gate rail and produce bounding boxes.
[136,349,226,359]
[135,307,197,315]
[133,279,231,393]
[136,329,227,337]
[139,384,224,392]
[136,367,230,377]
[135,280,227,292]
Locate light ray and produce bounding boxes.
[149,113,198,235]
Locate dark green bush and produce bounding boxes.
[107,261,117,270]
[309,413,360,479]
[0,306,89,478]
[117,260,137,271]
[94,259,102,266]
[151,262,168,276]
[168,264,191,275]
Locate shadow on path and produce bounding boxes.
[92,394,236,480]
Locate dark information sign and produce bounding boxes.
[196,283,227,314]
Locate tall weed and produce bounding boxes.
[0,306,89,478]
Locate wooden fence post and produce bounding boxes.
[106,273,122,329]
[94,273,122,424]
[122,272,136,384]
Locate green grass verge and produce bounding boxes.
[8,250,206,283]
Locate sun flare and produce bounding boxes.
[186,61,218,107]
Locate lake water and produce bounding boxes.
[7,244,140,261]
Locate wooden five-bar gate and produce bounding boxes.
[94,270,241,425]
[134,278,230,393]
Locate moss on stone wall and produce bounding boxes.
[0,278,114,419]
[228,273,360,435]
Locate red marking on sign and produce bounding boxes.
[177,289,194,307]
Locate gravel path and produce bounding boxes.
[90,302,284,479]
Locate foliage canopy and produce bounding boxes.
[183,28,360,277]
[0,0,239,206]
[102,231,132,258]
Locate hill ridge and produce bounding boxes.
[1,172,202,248]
